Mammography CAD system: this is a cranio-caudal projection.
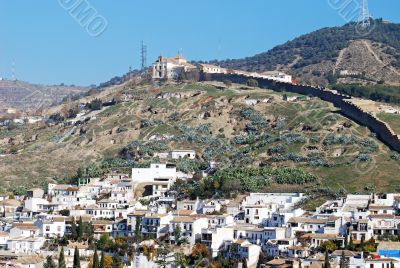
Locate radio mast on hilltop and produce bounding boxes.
[11,59,16,81]
[141,40,147,71]
[359,0,371,28]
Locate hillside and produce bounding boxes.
[210,19,400,87]
[0,80,89,113]
[0,80,399,195]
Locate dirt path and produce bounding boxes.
[334,47,347,73]
[362,40,400,76]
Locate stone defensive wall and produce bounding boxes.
[200,72,400,152]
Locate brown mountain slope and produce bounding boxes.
[211,19,400,86]
[0,80,89,113]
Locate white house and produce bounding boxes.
[201,226,234,257]
[27,188,44,199]
[260,71,292,83]
[85,205,116,219]
[35,216,66,238]
[169,216,208,245]
[132,164,177,198]
[199,64,227,74]
[92,220,114,239]
[170,149,196,160]
[202,200,222,214]
[7,236,44,254]
[0,231,9,249]
[10,223,41,238]
[140,213,173,239]
[207,214,235,228]
[127,210,147,236]
[300,233,343,248]
[24,198,52,213]
[222,240,261,268]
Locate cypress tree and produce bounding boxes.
[360,235,365,252]
[349,235,354,250]
[71,218,78,240]
[339,251,346,268]
[78,216,83,239]
[324,251,331,268]
[44,255,56,268]
[99,251,105,268]
[93,248,99,268]
[73,247,81,268]
[58,247,66,268]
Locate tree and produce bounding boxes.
[339,251,349,268]
[174,252,187,268]
[247,79,259,88]
[174,225,183,245]
[88,98,103,111]
[71,218,78,240]
[324,251,331,268]
[348,235,354,251]
[155,242,173,268]
[223,80,232,88]
[242,259,248,268]
[360,234,365,252]
[363,238,377,253]
[103,256,113,268]
[73,247,81,268]
[99,251,105,268]
[191,243,209,261]
[97,234,113,251]
[134,216,142,241]
[321,240,338,252]
[58,247,66,268]
[44,256,56,268]
[59,209,70,217]
[77,216,83,239]
[92,248,99,268]
[66,104,80,119]
[112,254,123,268]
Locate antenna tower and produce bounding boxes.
[11,59,16,81]
[141,41,147,71]
[359,0,371,28]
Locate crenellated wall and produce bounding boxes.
[200,72,400,152]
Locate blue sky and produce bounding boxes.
[0,0,398,86]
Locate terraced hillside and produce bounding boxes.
[0,81,399,194]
